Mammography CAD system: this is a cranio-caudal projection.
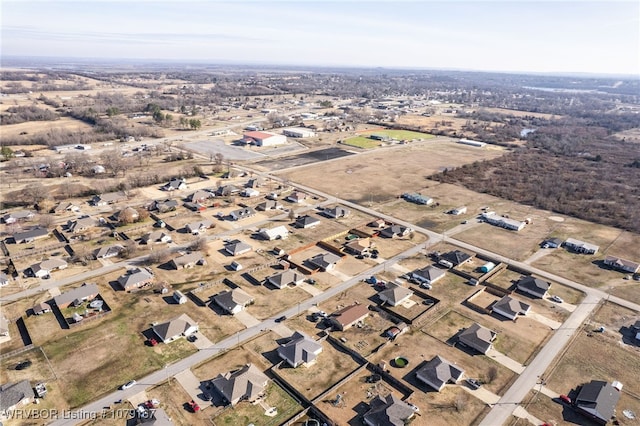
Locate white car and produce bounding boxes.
[550,295,564,303]
[121,380,137,390]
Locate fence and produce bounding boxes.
[0,344,35,360]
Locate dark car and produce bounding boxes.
[466,378,482,389]
[275,315,286,323]
[15,360,32,370]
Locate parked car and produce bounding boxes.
[15,360,32,370]
[121,380,137,390]
[187,334,198,342]
[188,400,200,412]
[559,394,572,404]
[550,295,564,303]
[466,378,482,389]
[420,282,432,290]
[275,315,286,323]
[408,403,420,412]
[147,338,158,346]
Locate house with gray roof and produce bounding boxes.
[410,265,446,285]
[440,250,473,266]
[54,283,99,309]
[29,258,68,279]
[224,240,252,256]
[458,323,497,354]
[266,269,304,289]
[140,230,172,244]
[323,206,350,219]
[603,256,640,274]
[492,295,531,320]
[66,216,97,233]
[33,302,51,315]
[256,200,283,211]
[278,331,323,368]
[162,177,187,191]
[211,363,269,406]
[187,189,214,204]
[379,283,413,307]
[0,315,9,338]
[185,220,212,235]
[258,225,289,240]
[564,238,599,254]
[363,394,416,426]
[149,199,179,212]
[117,268,154,291]
[575,380,621,425]
[212,288,254,314]
[90,191,126,206]
[152,313,198,343]
[0,380,35,419]
[12,227,49,244]
[416,355,465,392]
[0,273,9,287]
[380,225,411,238]
[170,252,205,269]
[308,252,342,271]
[229,207,255,221]
[295,215,320,229]
[516,276,551,298]
[2,210,34,224]
[94,244,124,259]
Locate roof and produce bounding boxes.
[416,355,465,391]
[576,380,621,424]
[604,256,640,272]
[142,230,171,243]
[225,240,252,256]
[516,276,551,296]
[441,250,472,266]
[492,295,531,318]
[94,191,126,203]
[277,331,323,367]
[33,302,51,314]
[213,288,254,313]
[244,131,276,140]
[258,225,289,239]
[54,283,98,307]
[12,227,49,242]
[324,206,350,218]
[171,252,204,267]
[295,215,320,227]
[0,380,35,410]
[363,394,415,426]
[412,265,445,282]
[257,200,283,211]
[152,313,197,342]
[188,190,213,203]
[94,244,124,259]
[267,269,304,288]
[308,252,342,270]
[379,283,413,305]
[345,238,371,253]
[380,225,409,238]
[185,220,212,233]
[459,323,496,354]
[118,268,154,289]
[564,238,599,252]
[331,303,369,327]
[211,363,269,404]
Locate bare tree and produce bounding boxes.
[24,183,49,205]
[38,214,55,228]
[454,394,468,412]
[487,366,498,384]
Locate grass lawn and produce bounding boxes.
[342,136,381,149]
[359,129,435,140]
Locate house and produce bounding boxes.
[440,250,473,267]
[481,212,526,231]
[295,215,320,229]
[542,237,563,248]
[286,192,307,203]
[117,268,154,291]
[162,177,187,191]
[11,227,49,244]
[564,238,599,254]
[184,202,206,212]
[603,256,640,273]
[278,331,323,368]
[282,127,316,138]
[173,290,187,304]
[2,210,34,224]
[211,363,269,406]
[323,206,350,218]
[29,258,68,278]
[185,220,212,235]
[410,266,446,285]
[187,190,215,204]
[258,225,289,240]
[224,240,252,256]
[53,283,99,309]
[402,192,433,205]
[458,138,487,147]
[170,252,205,269]
[0,272,9,287]
[363,394,415,426]
[308,252,342,271]
[115,207,139,223]
[516,276,551,298]
[575,380,621,425]
[141,231,172,244]
[344,238,372,256]
[213,288,254,314]
[241,188,260,198]
[94,244,124,259]
[380,225,411,238]
[90,191,126,206]
[329,303,369,331]
[149,199,179,212]
[216,184,241,196]
[266,269,304,289]
[492,295,531,320]
[246,177,263,188]
[66,216,96,233]
[230,261,243,271]
[0,380,35,420]
[416,355,465,392]
[242,131,287,146]
[32,302,51,315]
[458,323,497,354]
[256,200,283,211]
[450,206,467,215]
[53,202,80,213]
[152,313,198,343]
[379,283,414,306]
[229,207,255,221]
[368,219,386,228]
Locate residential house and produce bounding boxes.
[286,192,307,203]
[53,283,99,309]
[0,380,35,420]
[416,355,465,392]
[224,240,252,256]
[380,225,411,238]
[258,225,289,240]
[115,207,139,223]
[11,227,49,244]
[184,202,206,212]
[211,363,269,406]
[246,177,263,188]
[185,220,212,235]
[53,202,80,213]
[440,250,473,267]
[173,290,187,304]
[94,244,124,259]
[402,192,433,205]
[278,331,323,368]
[266,269,304,289]
[32,302,51,315]
[187,190,214,204]
[541,237,563,249]
[229,207,256,221]
[368,219,386,228]
[308,252,342,271]
[152,313,198,343]
[140,231,172,244]
[90,192,126,206]
[29,258,68,278]
[481,212,526,231]
[344,238,372,256]
[450,206,467,215]
[363,394,416,426]
[458,323,497,354]
[149,199,179,212]
[564,238,599,254]
[379,283,414,307]
[0,273,9,287]
[117,268,154,291]
[170,252,205,269]
[516,276,551,298]
[492,295,531,320]
[66,216,96,233]
[162,177,187,191]
[603,256,640,273]
[410,266,446,285]
[256,200,283,211]
[575,380,621,425]
[216,184,241,196]
[329,303,369,331]
[212,288,254,314]
[241,188,260,198]
[2,210,34,224]
[323,206,350,218]
[295,215,320,229]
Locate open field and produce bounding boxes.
[342,136,382,149]
[356,129,436,141]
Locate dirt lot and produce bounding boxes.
[147,379,211,426]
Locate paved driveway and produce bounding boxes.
[461,385,501,405]
[191,331,213,350]
[234,310,261,327]
[528,311,562,330]
[486,348,526,374]
[298,282,323,296]
[174,369,210,406]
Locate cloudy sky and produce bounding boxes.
[2,1,638,76]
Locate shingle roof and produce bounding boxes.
[308,252,342,270]
[416,356,465,391]
[54,283,98,307]
[516,276,550,296]
[0,380,34,411]
[267,269,304,288]
[225,241,252,256]
[277,331,323,367]
[363,394,415,426]
[492,295,531,318]
[152,313,197,342]
[213,288,253,313]
[459,323,496,354]
[379,283,413,306]
[576,380,621,424]
[211,363,269,405]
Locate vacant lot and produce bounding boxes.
[147,379,214,426]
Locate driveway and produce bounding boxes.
[298,282,323,296]
[272,323,293,338]
[461,384,501,405]
[512,406,544,425]
[174,369,210,406]
[486,348,526,374]
[191,331,213,350]
[234,310,261,328]
[522,248,554,265]
[528,311,562,330]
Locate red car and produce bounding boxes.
[188,400,200,412]
[147,338,158,346]
[559,394,572,404]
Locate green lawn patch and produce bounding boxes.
[342,136,381,149]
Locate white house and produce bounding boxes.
[258,225,289,240]
[282,127,316,138]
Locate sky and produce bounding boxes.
[2,0,639,76]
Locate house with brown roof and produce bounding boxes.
[329,303,369,331]
[379,283,413,307]
[53,283,99,309]
[308,252,342,271]
[152,313,198,343]
[266,269,304,289]
[211,364,269,406]
[344,238,372,256]
[603,256,640,273]
[458,323,497,354]
[117,268,154,291]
